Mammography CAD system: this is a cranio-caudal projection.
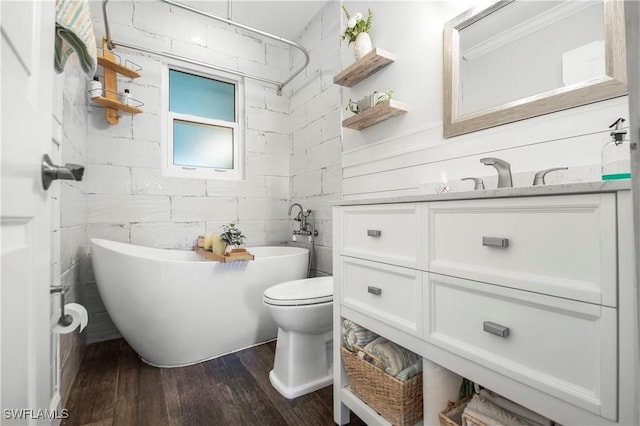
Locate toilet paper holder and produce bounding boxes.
[50,285,73,327]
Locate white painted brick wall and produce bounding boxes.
[246,152,289,177]
[132,168,206,196]
[171,196,236,222]
[86,1,297,252]
[88,194,171,223]
[86,164,132,194]
[130,222,204,249]
[87,223,131,244]
[288,1,342,276]
[88,136,161,167]
[238,198,289,221]
[74,0,343,343]
[56,54,91,403]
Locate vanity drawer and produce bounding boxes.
[340,204,421,269]
[340,257,422,336]
[425,273,617,420]
[428,194,616,306]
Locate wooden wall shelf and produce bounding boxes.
[334,48,395,87]
[95,37,142,125]
[342,99,408,130]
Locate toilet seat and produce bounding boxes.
[263,276,333,306]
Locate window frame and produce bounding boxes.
[161,63,245,180]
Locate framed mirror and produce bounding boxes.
[443,0,627,138]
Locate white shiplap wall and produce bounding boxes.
[340,1,629,199]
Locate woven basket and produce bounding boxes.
[438,395,477,426]
[461,412,488,426]
[341,346,423,426]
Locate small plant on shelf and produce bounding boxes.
[341,6,372,45]
[220,223,247,248]
[346,90,394,115]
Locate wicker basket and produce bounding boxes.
[438,396,480,426]
[341,346,423,426]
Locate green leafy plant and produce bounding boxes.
[346,98,359,114]
[220,223,247,248]
[341,6,372,45]
[374,90,394,105]
[346,91,393,115]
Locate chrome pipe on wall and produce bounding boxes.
[101,0,310,95]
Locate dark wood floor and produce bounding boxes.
[62,339,365,426]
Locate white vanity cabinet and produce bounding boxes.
[333,187,638,426]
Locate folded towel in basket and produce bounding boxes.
[479,389,552,426]
[360,336,421,378]
[54,0,97,75]
[395,359,423,381]
[342,319,378,352]
[463,394,533,426]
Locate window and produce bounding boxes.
[162,66,244,179]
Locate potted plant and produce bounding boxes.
[341,6,373,60]
[220,223,247,255]
[346,90,393,115]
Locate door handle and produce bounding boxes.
[42,154,84,190]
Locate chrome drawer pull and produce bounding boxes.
[367,229,382,237]
[482,236,509,248]
[483,321,510,338]
[367,286,382,296]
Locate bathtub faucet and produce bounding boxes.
[288,203,312,228]
[288,203,317,239]
[288,203,304,223]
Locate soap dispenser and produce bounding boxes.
[601,117,631,180]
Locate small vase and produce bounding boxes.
[353,32,373,60]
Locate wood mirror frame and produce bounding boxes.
[443,0,627,138]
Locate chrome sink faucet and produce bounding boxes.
[480,157,513,188]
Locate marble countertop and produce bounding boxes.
[333,180,631,206]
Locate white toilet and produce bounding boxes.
[263,276,334,399]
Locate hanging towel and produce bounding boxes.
[54,0,97,76]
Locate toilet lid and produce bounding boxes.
[263,276,333,306]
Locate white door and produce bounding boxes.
[1,0,55,423]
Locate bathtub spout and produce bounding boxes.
[288,203,303,222]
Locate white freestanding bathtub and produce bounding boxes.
[90,238,308,367]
